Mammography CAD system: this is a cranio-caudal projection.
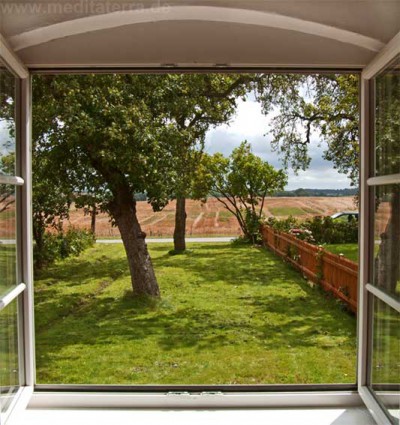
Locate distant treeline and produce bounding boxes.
[133,188,358,202]
[274,188,358,197]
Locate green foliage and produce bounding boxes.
[60,228,96,259]
[267,215,358,245]
[34,228,95,272]
[32,74,258,214]
[305,216,358,244]
[267,216,298,233]
[257,74,360,186]
[32,74,261,291]
[195,141,287,243]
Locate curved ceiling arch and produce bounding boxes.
[9,6,384,53]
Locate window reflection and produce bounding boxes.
[374,185,400,300]
[0,66,16,176]
[0,301,19,417]
[371,298,400,424]
[0,185,16,298]
[375,56,400,177]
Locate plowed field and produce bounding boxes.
[67,196,357,238]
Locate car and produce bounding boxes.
[330,211,359,221]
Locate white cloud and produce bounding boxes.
[219,99,271,138]
[205,97,353,190]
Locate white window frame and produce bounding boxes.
[0,25,399,424]
[0,35,34,425]
[358,31,400,425]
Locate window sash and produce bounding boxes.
[358,43,400,424]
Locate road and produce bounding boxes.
[96,237,234,244]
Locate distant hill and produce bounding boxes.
[275,188,358,197]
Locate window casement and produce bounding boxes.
[0,40,34,424]
[358,36,400,425]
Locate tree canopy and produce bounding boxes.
[32,74,258,295]
[195,141,287,242]
[257,74,360,186]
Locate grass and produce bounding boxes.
[324,244,359,262]
[0,245,17,296]
[34,243,357,385]
[269,206,307,216]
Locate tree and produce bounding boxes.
[258,74,360,186]
[0,154,16,213]
[33,74,187,297]
[257,73,399,295]
[32,74,258,294]
[195,141,287,243]
[32,151,72,269]
[166,74,256,252]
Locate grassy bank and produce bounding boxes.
[324,244,359,262]
[34,243,356,385]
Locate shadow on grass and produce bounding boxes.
[34,254,130,286]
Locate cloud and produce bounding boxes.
[204,97,353,190]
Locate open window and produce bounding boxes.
[0,3,399,424]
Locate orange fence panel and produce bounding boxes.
[261,225,358,312]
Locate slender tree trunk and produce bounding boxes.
[33,218,46,271]
[90,205,97,235]
[109,188,160,297]
[173,197,187,252]
[375,189,400,294]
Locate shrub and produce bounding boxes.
[60,228,95,259]
[266,216,298,233]
[266,215,358,245]
[34,228,95,272]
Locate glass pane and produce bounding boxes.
[0,300,20,417]
[0,184,16,298]
[375,55,400,177]
[0,64,16,176]
[371,297,400,424]
[373,184,400,300]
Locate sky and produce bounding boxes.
[1,95,353,191]
[204,96,352,191]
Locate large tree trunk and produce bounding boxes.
[109,188,160,297]
[173,197,187,252]
[375,189,400,294]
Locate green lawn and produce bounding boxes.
[34,243,356,385]
[0,245,17,296]
[324,244,359,262]
[269,206,307,216]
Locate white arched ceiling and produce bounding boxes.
[9,5,384,53]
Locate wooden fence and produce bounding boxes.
[261,225,358,312]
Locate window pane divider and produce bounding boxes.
[366,283,400,313]
[367,173,400,186]
[0,175,24,186]
[0,283,26,311]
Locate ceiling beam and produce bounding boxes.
[9,6,384,54]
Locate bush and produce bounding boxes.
[34,228,95,272]
[266,215,358,245]
[60,228,95,259]
[304,216,358,244]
